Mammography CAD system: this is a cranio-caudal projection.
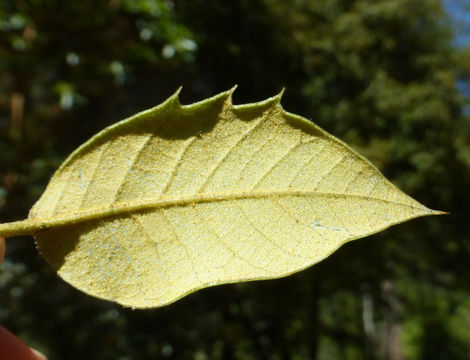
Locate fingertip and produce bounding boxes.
[0,326,47,360]
[31,348,48,360]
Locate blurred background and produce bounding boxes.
[1,0,469,359]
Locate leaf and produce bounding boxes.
[0,88,443,308]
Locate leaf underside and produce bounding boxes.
[0,88,441,308]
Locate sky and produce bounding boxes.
[444,0,470,112]
[444,0,470,47]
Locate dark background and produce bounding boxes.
[1,0,470,359]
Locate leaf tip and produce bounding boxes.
[229,84,238,93]
[415,207,448,218]
[225,85,238,105]
[173,86,183,97]
[166,86,183,108]
[274,87,285,105]
[262,88,284,108]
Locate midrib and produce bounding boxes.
[0,189,431,237]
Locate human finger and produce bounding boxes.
[0,326,47,360]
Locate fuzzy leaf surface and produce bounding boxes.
[0,89,441,308]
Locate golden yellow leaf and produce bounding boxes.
[0,88,442,308]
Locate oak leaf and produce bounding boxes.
[0,88,442,308]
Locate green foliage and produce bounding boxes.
[0,0,469,359]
